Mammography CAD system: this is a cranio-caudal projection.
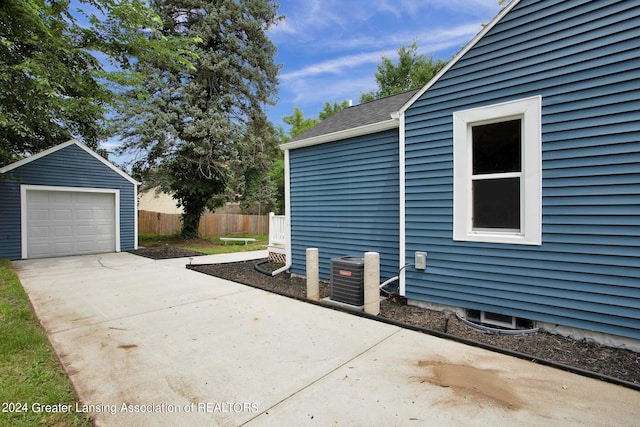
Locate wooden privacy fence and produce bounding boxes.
[138,210,269,237]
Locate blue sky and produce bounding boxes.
[265,0,504,129]
[107,0,504,165]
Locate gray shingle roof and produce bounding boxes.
[288,89,419,143]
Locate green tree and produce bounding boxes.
[282,106,319,139]
[360,41,447,102]
[0,0,194,167]
[115,0,281,237]
[281,100,349,140]
[318,100,351,120]
[268,152,285,214]
[236,114,280,215]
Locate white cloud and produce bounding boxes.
[277,73,376,116]
[280,51,381,80]
[271,0,498,40]
[270,0,350,38]
[279,22,482,82]
[269,17,296,35]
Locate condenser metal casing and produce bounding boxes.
[330,256,365,306]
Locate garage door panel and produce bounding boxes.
[77,240,97,252]
[95,224,113,233]
[30,226,50,238]
[54,209,73,220]
[77,225,95,236]
[30,208,49,221]
[93,195,112,204]
[95,210,113,219]
[55,242,74,254]
[30,244,51,257]
[54,192,73,203]
[28,191,49,203]
[54,225,73,237]
[96,241,113,251]
[26,190,116,258]
[76,209,94,220]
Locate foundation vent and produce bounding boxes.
[466,309,534,330]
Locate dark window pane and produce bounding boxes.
[472,119,521,175]
[473,178,520,229]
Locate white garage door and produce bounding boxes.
[26,190,116,258]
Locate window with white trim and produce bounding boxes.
[453,96,542,245]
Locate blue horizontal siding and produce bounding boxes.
[404,0,640,339]
[0,179,22,259]
[0,143,136,259]
[289,130,400,282]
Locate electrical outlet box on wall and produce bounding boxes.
[415,251,427,270]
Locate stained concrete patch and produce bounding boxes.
[117,344,138,350]
[415,360,522,410]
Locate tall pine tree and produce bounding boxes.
[115,0,281,237]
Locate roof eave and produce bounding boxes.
[280,117,399,150]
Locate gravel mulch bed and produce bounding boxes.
[128,246,207,260]
[129,247,640,388]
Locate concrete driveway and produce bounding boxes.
[13,252,640,426]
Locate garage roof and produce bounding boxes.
[0,139,138,185]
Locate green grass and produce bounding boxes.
[137,233,181,247]
[0,260,90,427]
[138,233,269,255]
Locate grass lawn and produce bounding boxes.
[0,260,90,427]
[138,233,269,255]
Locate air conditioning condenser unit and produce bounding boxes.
[330,256,365,306]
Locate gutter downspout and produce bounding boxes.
[134,180,141,250]
[270,148,292,276]
[394,110,407,297]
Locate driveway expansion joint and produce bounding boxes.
[240,328,403,425]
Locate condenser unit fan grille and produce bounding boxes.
[330,256,365,306]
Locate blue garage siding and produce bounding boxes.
[0,143,136,259]
[289,129,400,282]
[404,0,640,339]
[0,179,22,259]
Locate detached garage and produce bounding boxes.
[0,140,138,259]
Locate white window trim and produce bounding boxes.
[453,96,542,245]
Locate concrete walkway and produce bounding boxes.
[12,252,640,426]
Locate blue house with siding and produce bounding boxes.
[0,140,138,259]
[282,90,418,283]
[282,0,639,347]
